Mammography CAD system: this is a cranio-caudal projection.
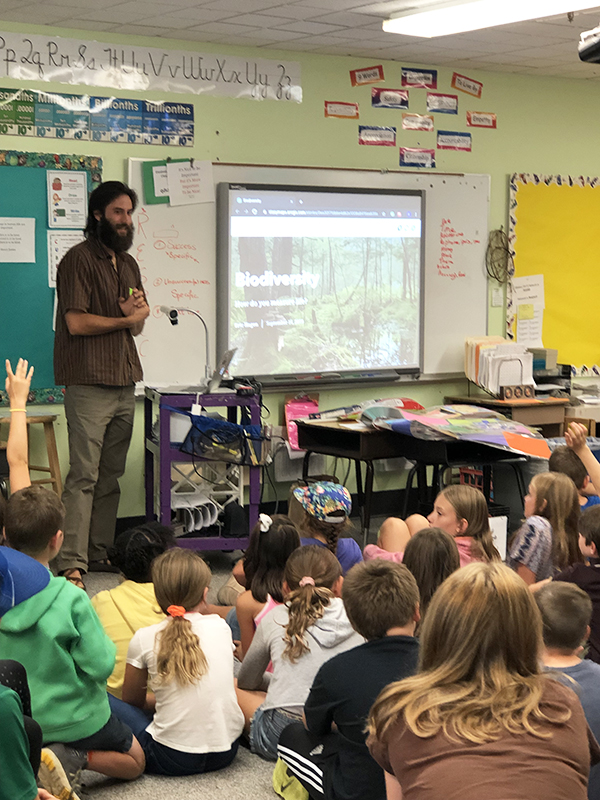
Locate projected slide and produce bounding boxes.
[223,186,423,379]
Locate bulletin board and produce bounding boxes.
[0,151,101,403]
[129,159,490,387]
[509,173,600,367]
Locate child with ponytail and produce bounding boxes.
[113,548,244,776]
[236,513,301,659]
[293,482,363,575]
[236,545,364,761]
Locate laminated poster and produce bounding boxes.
[0,88,194,147]
[402,113,434,131]
[437,131,472,151]
[401,67,437,89]
[371,88,409,109]
[466,111,497,129]
[400,148,436,169]
[47,170,87,228]
[427,93,458,114]
[324,101,359,119]
[358,126,396,146]
[349,65,384,86]
[451,72,483,98]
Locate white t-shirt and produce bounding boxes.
[127,612,244,753]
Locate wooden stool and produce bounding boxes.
[0,414,62,496]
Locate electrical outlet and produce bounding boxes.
[491,287,503,307]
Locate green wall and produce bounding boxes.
[3,20,597,514]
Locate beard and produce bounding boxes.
[97,214,134,253]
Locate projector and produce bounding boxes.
[579,25,600,63]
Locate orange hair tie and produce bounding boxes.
[167,605,186,617]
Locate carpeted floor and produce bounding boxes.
[81,517,381,799]
[83,549,276,800]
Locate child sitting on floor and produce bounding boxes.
[364,484,500,567]
[236,545,364,761]
[91,522,176,699]
[535,581,600,800]
[402,527,460,624]
[236,513,301,659]
[0,485,145,788]
[278,560,420,800]
[508,471,581,584]
[550,444,600,511]
[554,505,600,664]
[293,482,363,575]
[112,548,244,776]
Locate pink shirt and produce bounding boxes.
[364,537,483,568]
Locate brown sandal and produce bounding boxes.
[59,569,86,590]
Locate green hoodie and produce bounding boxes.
[0,575,116,743]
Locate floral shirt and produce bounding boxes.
[507,515,554,580]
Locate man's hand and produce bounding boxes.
[119,289,147,317]
[565,421,588,455]
[5,358,33,408]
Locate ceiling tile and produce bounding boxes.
[188,21,262,33]
[200,0,290,11]
[220,12,298,26]
[226,27,308,40]
[273,20,344,33]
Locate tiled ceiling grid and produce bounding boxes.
[2,0,600,78]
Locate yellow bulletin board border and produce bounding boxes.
[507,173,600,368]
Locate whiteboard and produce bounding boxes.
[129,160,489,384]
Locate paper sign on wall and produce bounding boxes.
[401,67,437,89]
[358,126,396,146]
[400,148,435,168]
[427,93,458,114]
[350,65,384,86]
[371,88,408,109]
[451,72,483,98]
[324,101,359,119]
[47,171,87,228]
[165,160,214,206]
[466,111,497,129]
[0,217,35,262]
[437,131,472,151]
[402,113,434,131]
[47,229,85,286]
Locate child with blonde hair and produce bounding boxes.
[365,484,500,567]
[508,471,581,584]
[367,562,600,800]
[112,548,244,775]
[236,545,363,761]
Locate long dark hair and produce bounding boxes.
[243,514,300,603]
[402,528,460,620]
[84,180,137,238]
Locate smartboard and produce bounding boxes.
[129,160,489,386]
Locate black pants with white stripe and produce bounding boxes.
[278,722,325,799]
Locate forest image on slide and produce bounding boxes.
[231,235,421,375]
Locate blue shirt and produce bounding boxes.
[547,660,600,800]
[300,536,363,576]
[582,495,600,512]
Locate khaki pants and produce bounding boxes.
[56,384,135,573]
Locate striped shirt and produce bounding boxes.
[53,237,144,386]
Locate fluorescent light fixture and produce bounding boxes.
[383,0,599,37]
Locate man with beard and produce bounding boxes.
[53,181,150,589]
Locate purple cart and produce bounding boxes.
[144,387,261,551]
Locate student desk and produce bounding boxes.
[296,419,526,542]
[444,395,569,437]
